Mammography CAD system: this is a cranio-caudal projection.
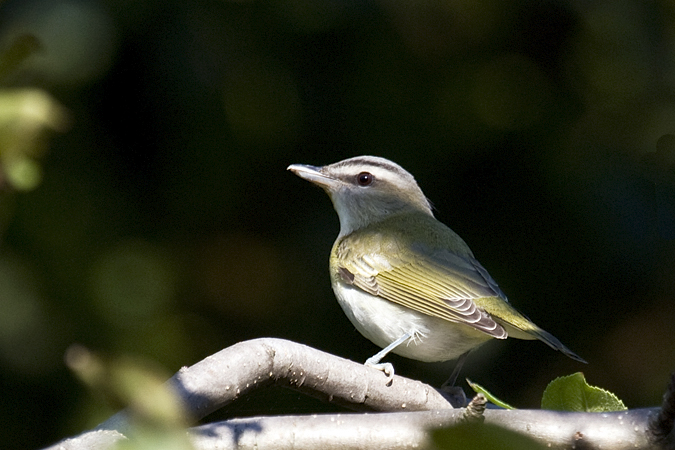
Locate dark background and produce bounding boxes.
[1,0,675,448]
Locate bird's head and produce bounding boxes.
[288,155,433,237]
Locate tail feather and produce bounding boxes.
[531,327,587,364]
[477,296,587,363]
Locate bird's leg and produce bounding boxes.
[441,350,470,388]
[364,332,412,379]
[439,350,470,407]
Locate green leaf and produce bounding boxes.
[466,378,515,409]
[431,422,546,450]
[541,372,627,412]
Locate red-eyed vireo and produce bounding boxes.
[288,156,585,383]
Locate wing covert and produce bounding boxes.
[339,246,508,339]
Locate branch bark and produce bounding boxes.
[164,337,453,418]
[187,408,658,450]
[43,338,671,450]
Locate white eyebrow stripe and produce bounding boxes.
[330,164,417,187]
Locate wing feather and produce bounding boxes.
[340,244,507,338]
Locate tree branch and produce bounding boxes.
[187,408,658,450]
[42,338,671,450]
[163,337,453,419]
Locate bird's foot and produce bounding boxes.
[365,357,395,383]
[363,332,412,385]
[439,384,467,408]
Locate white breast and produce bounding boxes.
[332,282,492,363]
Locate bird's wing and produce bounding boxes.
[338,246,508,339]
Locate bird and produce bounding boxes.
[288,155,585,386]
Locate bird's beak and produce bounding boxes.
[287,164,339,189]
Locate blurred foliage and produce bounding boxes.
[65,345,194,450]
[0,34,69,191]
[65,345,189,427]
[431,421,546,450]
[0,0,673,449]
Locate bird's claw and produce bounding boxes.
[365,358,395,383]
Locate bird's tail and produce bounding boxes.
[526,326,587,363]
[477,296,587,363]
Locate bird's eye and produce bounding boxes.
[357,172,374,186]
